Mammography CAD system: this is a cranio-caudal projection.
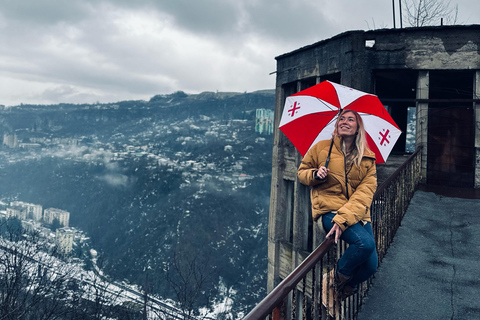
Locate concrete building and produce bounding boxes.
[18,143,42,149]
[256,108,274,135]
[267,25,480,293]
[44,208,70,227]
[6,206,26,220]
[10,201,43,221]
[55,227,74,255]
[3,133,18,148]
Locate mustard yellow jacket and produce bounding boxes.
[297,136,377,231]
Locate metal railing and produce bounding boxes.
[244,148,422,320]
[371,148,423,263]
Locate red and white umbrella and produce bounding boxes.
[279,81,402,163]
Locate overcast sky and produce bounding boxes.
[1,0,479,106]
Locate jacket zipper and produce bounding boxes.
[344,154,352,200]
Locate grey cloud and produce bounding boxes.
[1,0,478,106]
[97,173,131,188]
[135,0,335,43]
[0,0,89,25]
[1,0,325,104]
[244,1,335,41]
[151,0,241,35]
[39,85,88,102]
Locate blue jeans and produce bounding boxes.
[322,212,378,288]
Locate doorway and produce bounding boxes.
[427,106,475,187]
[427,71,475,188]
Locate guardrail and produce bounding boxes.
[244,148,422,320]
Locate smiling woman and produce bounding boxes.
[336,112,357,137]
[297,109,378,316]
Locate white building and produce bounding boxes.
[6,206,26,220]
[56,228,74,255]
[255,109,274,135]
[3,133,18,148]
[10,201,43,221]
[18,143,42,149]
[44,208,70,227]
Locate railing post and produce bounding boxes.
[243,237,335,320]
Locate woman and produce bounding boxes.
[297,109,378,313]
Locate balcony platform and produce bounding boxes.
[357,189,480,320]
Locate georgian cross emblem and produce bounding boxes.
[379,129,391,146]
[288,101,301,117]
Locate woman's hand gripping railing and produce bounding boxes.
[243,236,335,320]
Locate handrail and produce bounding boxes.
[374,147,422,199]
[243,237,335,320]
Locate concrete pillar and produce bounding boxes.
[416,71,429,183]
[267,84,288,293]
[474,71,480,188]
[291,154,306,277]
[268,79,306,293]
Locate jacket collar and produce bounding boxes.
[332,136,376,161]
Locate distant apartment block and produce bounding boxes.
[18,143,42,149]
[56,227,74,255]
[44,208,70,227]
[10,201,43,221]
[255,109,274,135]
[6,206,27,220]
[52,137,79,146]
[3,133,18,148]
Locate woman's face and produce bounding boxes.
[337,111,358,138]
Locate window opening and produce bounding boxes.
[427,70,475,188]
[374,70,418,154]
[405,107,417,153]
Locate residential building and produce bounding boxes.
[6,206,26,220]
[56,227,74,255]
[3,133,18,148]
[256,108,274,135]
[44,208,70,227]
[10,201,43,221]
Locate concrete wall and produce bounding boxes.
[476,71,480,188]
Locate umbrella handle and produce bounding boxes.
[324,139,334,169]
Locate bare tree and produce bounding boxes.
[402,0,458,27]
[0,218,142,320]
[0,218,74,319]
[166,245,217,320]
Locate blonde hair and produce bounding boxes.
[332,109,370,167]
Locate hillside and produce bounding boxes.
[0,90,275,316]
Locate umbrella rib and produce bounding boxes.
[315,98,339,129]
[315,98,337,112]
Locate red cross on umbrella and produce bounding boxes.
[278,81,402,163]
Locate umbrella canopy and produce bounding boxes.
[279,81,402,164]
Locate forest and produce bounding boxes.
[0,90,275,318]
